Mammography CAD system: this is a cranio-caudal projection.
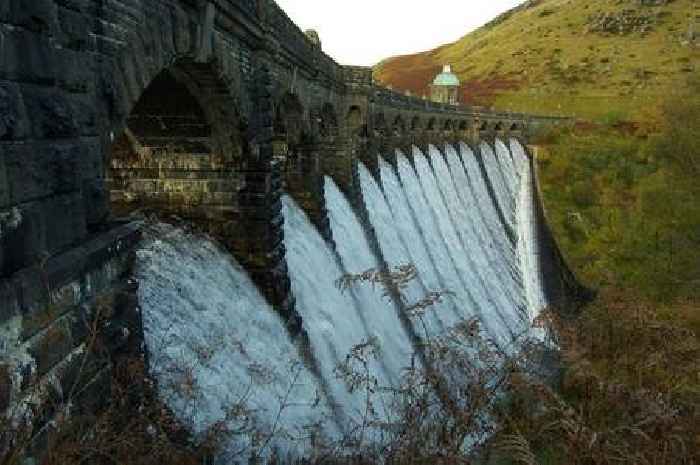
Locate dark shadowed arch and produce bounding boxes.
[411,115,421,131]
[373,112,387,136]
[275,92,306,147]
[317,102,338,138]
[346,105,366,137]
[108,59,244,219]
[393,115,406,135]
[427,117,437,131]
[459,120,468,131]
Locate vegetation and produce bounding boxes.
[374,0,698,122]
[535,76,700,304]
[511,76,700,464]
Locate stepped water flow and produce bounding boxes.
[136,138,551,460]
[359,159,452,336]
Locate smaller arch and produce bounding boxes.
[410,115,421,131]
[318,102,338,138]
[346,105,365,137]
[443,119,454,131]
[393,115,406,135]
[494,122,504,132]
[509,122,520,131]
[458,120,468,131]
[373,112,387,136]
[427,117,437,132]
[479,121,489,132]
[275,92,306,147]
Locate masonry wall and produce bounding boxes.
[0,0,567,457]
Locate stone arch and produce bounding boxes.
[107,59,244,220]
[346,105,366,137]
[426,117,437,132]
[479,121,489,132]
[373,112,387,136]
[509,122,520,131]
[0,0,256,277]
[393,115,406,135]
[411,115,421,131]
[494,122,504,132]
[443,119,454,131]
[317,102,338,138]
[459,120,469,131]
[275,92,307,147]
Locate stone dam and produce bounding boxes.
[0,0,577,461]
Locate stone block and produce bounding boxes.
[69,94,98,135]
[43,193,86,255]
[7,0,58,33]
[0,81,30,141]
[22,89,79,139]
[55,48,92,93]
[83,178,109,229]
[3,195,86,275]
[4,142,82,203]
[0,28,55,85]
[56,6,90,50]
[76,138,104,182]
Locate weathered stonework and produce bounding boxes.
[0,0,572,454]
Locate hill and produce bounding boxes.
[374,0,698,122]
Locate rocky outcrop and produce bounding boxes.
[586,9,663,35]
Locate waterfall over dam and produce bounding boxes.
[135,138,550,461]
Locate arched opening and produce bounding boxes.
[479,121,489,132]
[273,92,308,165]
[107,66,242,222]
[317,103,338,139]
[494,122,505,133]
[373,112,387,136]
[411,115,421,131]
[510,123,520,131]
[443,119,454,132]
[347,105,366,137]
[393,115,406,135]
[459,120,468,131]
[275,93,305,147]
[427,117,437,132]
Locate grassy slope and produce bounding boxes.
[374,0,698,122]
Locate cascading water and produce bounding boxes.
[480,141,516,230]
[136,223,331,462]
[136,138,551,461]
[358,159,451,336]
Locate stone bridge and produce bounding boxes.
[0,0,570,451]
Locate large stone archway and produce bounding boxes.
[108,62,245,223]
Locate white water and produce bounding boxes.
[511,139,549,321]
[136,223,332,462]
[324,176,413,387]
[137,139,551,460]
[480,141,516,229]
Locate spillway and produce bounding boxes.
[136,139,550,461]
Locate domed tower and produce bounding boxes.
[430,64,460,105]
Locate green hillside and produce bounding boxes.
[374,0,698,122]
